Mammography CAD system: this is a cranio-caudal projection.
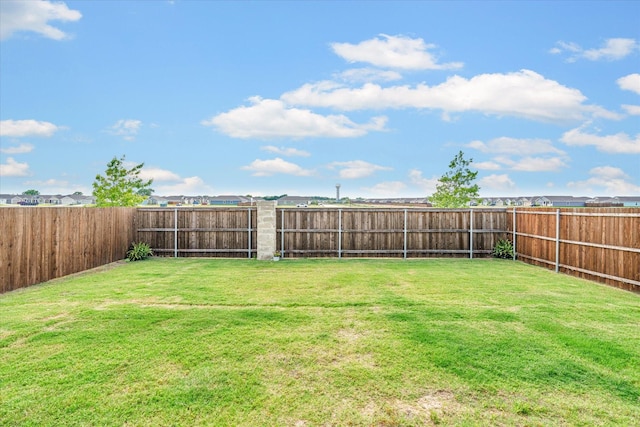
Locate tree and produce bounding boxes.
[429,151,480,208]
[22,189,40,196]
[92,155,153,207]
[136,188,154,197]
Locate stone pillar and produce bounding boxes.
[257,201,277,260]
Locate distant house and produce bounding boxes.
[277,196,313,206]
[518,197,533,207]
[363,197,431,206]
[164,196,187,206]
[58,195,92,205]
[208,195,251,206]
[616,196,640,207]
[143,196,169,206]
[533,196,589,207]
[59,196,76,205]
[586,197,624,207]
[39,195,62,205]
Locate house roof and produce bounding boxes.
[278,196,313,202]
[209,195,251,202]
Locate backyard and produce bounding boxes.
[1,258,638,426]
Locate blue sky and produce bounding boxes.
[1,0,638,198]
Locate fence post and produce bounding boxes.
[281,209,285,257]
[247,208,252,259]
[174,208,178,258]
[512,208,516,261]
[257,201,277,260]
[555,209,560,273]
[403,209,407,259]
[338,208,342,259]
[469,209,474,259]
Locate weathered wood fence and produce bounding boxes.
[2,207,638,293]
[136,208,256,258]
[508,208,639,292]
[0,207,137,293]
[136,208,508,259]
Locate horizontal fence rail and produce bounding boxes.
[277,208,507,258]
[136,208,256,258]
[138,208,508,259]
[508,208,640,293]
[0,207,137,293]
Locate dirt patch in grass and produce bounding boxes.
[392,390,461,423]
[337,327,365,342]
[0,329,16,340]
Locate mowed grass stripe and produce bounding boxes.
[1,258,638,426]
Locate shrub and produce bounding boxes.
[126,242,153,261]
[492,238,514,259]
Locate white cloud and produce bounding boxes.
[568,166,640,194]
[551,38,639,62]
[282,70,612,122]
[475,161,502,170]
[479,174,515,191]
[108,119,142,141]
[361,181,407,197]
[331,34,463,70]
[549,41,581,55]
[241,157,314,177]
[0,0,82,41]
[408,169,438,194]
[22,178,88,195]
[469,138,569,172]
[0,119,60,137]
[138,167,181,182]
[622,105,640,115]
[617,74,640,95]
[155,176,214,196]
[204,97,387,139]
[490,155,568,172]
[583,38,638,61]
[467,137,565,155]
[561,126,640,154]
[329,160,392,179]
[136,166,213,194]
[0,143,34,154]
[0,157,29,176]
[261,145,311,157]
[336,68,403,83]
[509,156,568,172]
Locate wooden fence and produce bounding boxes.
[136,207,508,258]
[0,207,137,293]
[278,208,507,258]
[2,206,637,294]
[137,208,256,258]
[508,208,640,292]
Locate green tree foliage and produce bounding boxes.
[430,151,480,208]
[136,188,154,197]
[22,189,40,195]
[92,155,153,207]
[263,194,288,201]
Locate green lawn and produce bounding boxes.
[1,258,638,426]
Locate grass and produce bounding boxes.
[1,258,639,426]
